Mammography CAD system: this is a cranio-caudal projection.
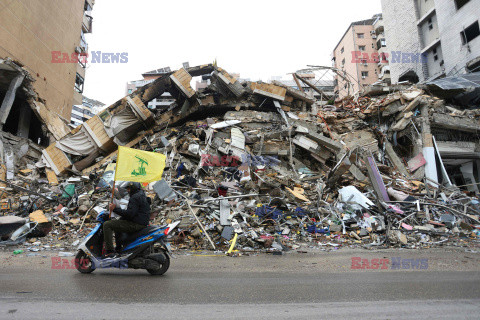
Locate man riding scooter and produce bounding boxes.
[104,182,150,258]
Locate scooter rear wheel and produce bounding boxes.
[75,250,95,274]
[146,255,170,275]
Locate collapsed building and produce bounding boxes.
[1,62,480,253]
[0,58,71,180]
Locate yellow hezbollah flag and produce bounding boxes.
[114,146,166,183]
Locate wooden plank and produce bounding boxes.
[385,140,410,177]
[42,145,71,175]
[0,164,5,188]
[46,169,59,185]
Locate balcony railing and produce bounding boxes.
[82,13,93,33]
[80,37,88,52]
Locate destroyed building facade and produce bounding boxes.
[1,61,480,254]
[381,0,480,83]
[0,0,95,120]
[126,67,176,111]
[0,0,96,173]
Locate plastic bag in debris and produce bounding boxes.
[62,184,76,198]
[338,186,374,210]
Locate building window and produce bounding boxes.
[72,106,84,113]
[71,113,84,121]
[357,33,364,39]
[78,54,87,69]
[361,59,368,66]
[361,71,369,79]
[342,58,345,65]
[344,84,347,89]
[461,21,480,44]
[80,31,87,51]
[359,45,366,51]
[432,48,438,61]
[340,47,344,54]
[84,0,92,12]
[427,18,433,30]
[455,0,470,10]
[75,73,84,93]
[380,39,386,47]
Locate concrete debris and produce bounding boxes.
[1,63,480,255]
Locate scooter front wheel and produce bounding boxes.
[75,250,95,274]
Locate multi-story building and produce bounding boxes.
[126,67,175,110]
[381,0,480,83]
[332,14,385,100]
[0,0,95,126]
[373,15,391,84]
[70,96,104,127]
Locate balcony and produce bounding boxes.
[79,35,88,53]
[376,37,386,50]
[374,25,384,36]
[82,13,93,33]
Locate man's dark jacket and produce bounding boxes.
[113,189,150,226]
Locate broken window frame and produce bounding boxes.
[455,0,470,10]
[361,71,369,79]
[97,109,111,122]
[78,53,87,69]
[432,48,438,61]
[84,0,92,12]
[461,21,480,45]
[75,73,84,93]
[71,113,84,121]
[72,105,84,113]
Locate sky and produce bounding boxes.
[83,0,382,106]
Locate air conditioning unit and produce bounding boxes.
[372,35,377,39]
[362,76,367,79]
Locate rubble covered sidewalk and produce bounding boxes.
[1,64,480,256]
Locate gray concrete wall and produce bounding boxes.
[435,0,480,75]
[381,0,426,83]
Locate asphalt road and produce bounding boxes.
[1,250,480,319]
[1,268,480,319]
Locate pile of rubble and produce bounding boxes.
[1,64,480,255]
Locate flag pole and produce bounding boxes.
[110,151,119,218]
[109,180,115,218]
